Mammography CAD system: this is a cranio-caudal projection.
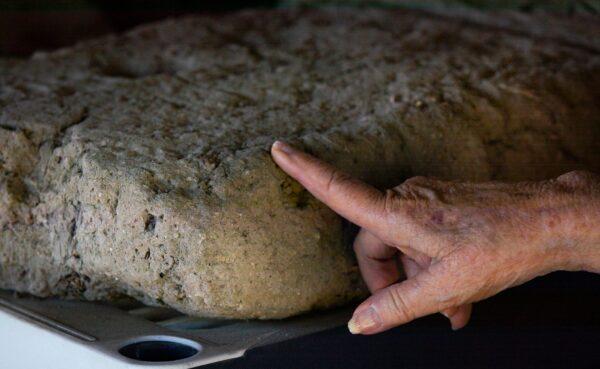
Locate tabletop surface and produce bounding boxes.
[203,271,600,369]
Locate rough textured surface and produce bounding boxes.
[289,0,600,13]
[0,9,599,319]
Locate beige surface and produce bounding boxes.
[1,8,599,318]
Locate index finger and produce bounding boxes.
[271,141,389,235]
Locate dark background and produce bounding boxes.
[1,0,598,56]
[203,271,600,369]
[0,0,279,56]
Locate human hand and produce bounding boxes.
[270,141,600,334]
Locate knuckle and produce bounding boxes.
[395,177,442,203]
[325,168,351,193]
[424,271,462,308]
[386,286,416,322]
[556,170,594,189]
[394,181,418,199]
[403,176,429,186]
[382,189,399,216]
[382,189,423,232]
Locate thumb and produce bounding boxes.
[400,254,472,330]
[348,265,461,335]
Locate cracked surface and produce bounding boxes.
[0,9,599,318]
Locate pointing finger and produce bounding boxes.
[271,141,390,235]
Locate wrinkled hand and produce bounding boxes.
[271,141,600,335]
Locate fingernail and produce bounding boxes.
[348,306,382,334]
[271,140,293,155]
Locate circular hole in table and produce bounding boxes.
[118,336,201,362]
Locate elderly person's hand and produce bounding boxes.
[270,141,600,335]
